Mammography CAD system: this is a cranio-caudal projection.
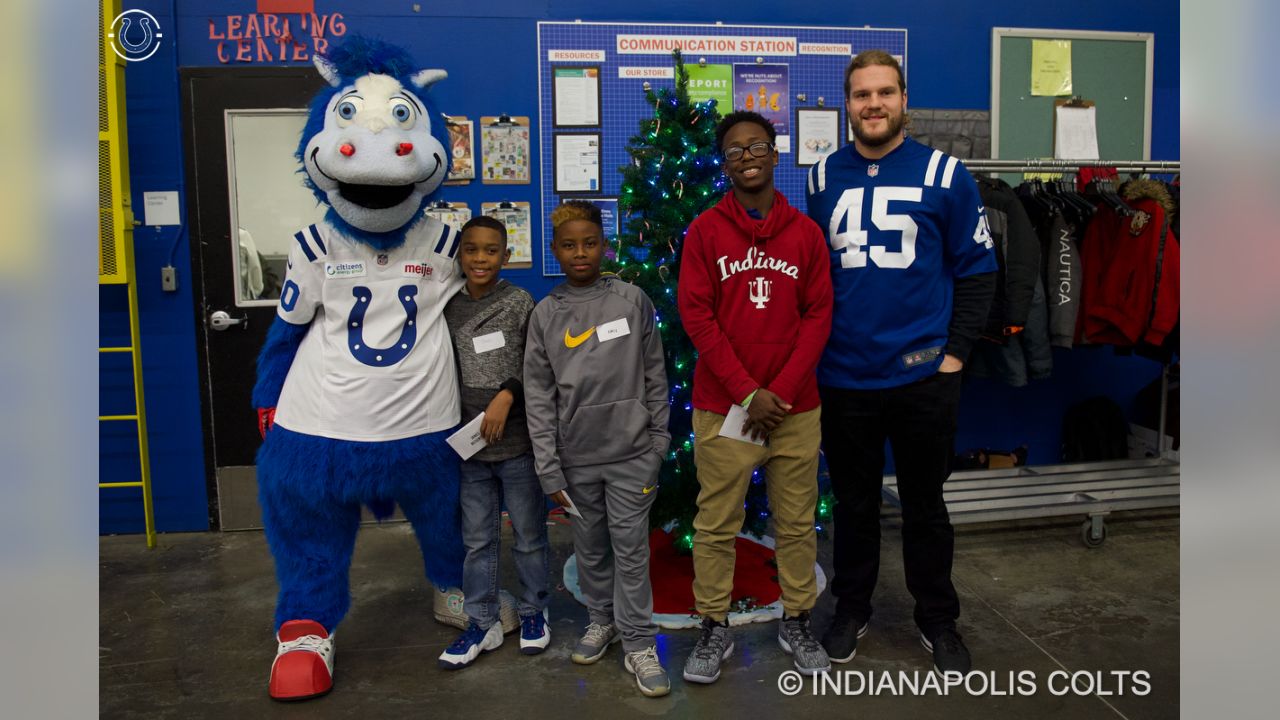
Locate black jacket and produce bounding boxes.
[976,176,1040,338]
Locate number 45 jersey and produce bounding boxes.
[272,216,467,441]
[805,137,997,390]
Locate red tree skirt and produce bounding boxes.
[562,529,826,629]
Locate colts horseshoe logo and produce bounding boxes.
[347,285,419,367]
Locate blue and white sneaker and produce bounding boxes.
[438,622,503,670]
[520,609,550,655]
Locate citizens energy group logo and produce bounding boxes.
[107,10,164,63]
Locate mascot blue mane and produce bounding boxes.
[296,37,452,251]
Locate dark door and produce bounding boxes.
[181,68,328,529]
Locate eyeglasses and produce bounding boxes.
[723,142,774,162]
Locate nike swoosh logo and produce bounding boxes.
[564,327,596,348]
[641,484,657,495]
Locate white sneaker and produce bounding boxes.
[433,587,521,634]
[520,609,551,655]
[624,646,671,698]
[438,622,504,670]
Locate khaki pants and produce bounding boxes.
[691,406,821,620]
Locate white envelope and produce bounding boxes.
[560,491,584,518]
[446,413,488,459]
[718,403,766,446]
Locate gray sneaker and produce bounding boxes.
[777,612,831,675]
[683,617,734,684]
[571,622,620,665]
[624,646,671,697]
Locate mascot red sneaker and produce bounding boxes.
[251,37,472,701]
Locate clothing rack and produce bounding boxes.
[963,158,1180,173]
[879,157,1180,548]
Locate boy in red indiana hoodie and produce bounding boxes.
[677,111,833,684]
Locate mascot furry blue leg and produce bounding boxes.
[251,37,480,701]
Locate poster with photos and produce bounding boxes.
[480,116,531,184]
[481,201,533,268]
[795,108,840,166]
[444,117,475,184]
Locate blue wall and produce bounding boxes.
[101,0,1180,533]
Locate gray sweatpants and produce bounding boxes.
[565,451,662,652]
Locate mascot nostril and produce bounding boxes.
[251,36,475,703]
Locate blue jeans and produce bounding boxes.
[459,452,551,628]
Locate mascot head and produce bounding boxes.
[298,37,451,249]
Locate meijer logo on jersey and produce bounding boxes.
[717,247,800,282]
[403,262,435,278]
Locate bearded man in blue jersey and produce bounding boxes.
[805,50,997,676]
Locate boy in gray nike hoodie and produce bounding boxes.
[523,201,671,697]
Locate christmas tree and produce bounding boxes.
[606,50,837,552]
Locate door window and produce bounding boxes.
[224,110,328,306]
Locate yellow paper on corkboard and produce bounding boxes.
[1031,39,1073,96]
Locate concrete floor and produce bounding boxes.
[100,511,1178,719]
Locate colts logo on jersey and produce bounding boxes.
[347,285,419,367]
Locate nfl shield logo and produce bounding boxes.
[868,164,880,177]
[377,254,389,266]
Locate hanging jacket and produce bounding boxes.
[1078,180,1181,346]
[976,176,1040,338]
[967,271,1054,387]
[679,190,833,415]
[1040,208,1082,348]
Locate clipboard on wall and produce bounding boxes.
[481,201,534,269]
[1052,96,1099,160]
[443,116,475,185]
[424,200,472,229]
[480,115,531,185]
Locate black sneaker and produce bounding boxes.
[920,627,971,676]
[821,613,869,664]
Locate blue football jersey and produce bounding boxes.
[805,137,997,389]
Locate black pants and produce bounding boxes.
[820,371,962,636]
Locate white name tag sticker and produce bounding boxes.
[325,261,366,278]
[473,331,506,354]
[596,317,631,343]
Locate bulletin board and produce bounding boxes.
[537,21,907,276]
[992,27,1153,174]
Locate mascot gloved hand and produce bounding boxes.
[250,37,508,702]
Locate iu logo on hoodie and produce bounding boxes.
[747,276,772,309]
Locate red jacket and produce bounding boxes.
[1078,197,1180,346]
[677,191,833,415]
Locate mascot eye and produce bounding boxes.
[337,101,357,120]
[390,100,414,127]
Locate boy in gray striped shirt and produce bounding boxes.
[438,216,550,669]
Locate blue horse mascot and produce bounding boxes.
[252,37,483,701]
